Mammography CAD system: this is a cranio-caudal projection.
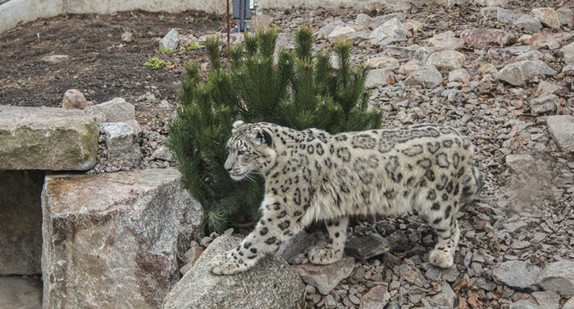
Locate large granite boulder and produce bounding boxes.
[42,168,203,309]
[0,171,45,275]
[0,106,98,170]
[163,235,305,309]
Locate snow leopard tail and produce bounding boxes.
[462,165,483,205]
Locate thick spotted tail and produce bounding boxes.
[472,166,483,197]
[462,165,483,205]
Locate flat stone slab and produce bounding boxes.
[42,168,203,309]
[0,276,43,309]
[0,106,98,170]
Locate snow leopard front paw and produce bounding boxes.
[429,249,454,269]
[209,251,250,275]
[308,246,343,265]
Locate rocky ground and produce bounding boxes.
[2,0,574,308]
[193,2,574,308]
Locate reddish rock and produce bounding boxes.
[360,285,391,309]
[461,28,514,48]
[62,89,88,110]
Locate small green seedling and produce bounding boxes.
[144,57,170,70]
[184,42,203,50]
[159,47,173,54]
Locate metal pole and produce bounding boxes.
[226,0,231,60]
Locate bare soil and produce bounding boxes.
[0,10,220,108]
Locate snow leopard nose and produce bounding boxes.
[224,159,233,172]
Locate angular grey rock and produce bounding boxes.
[440,0,465,7]
[512,14,542,34]
[497,8,522,23]
[328,25,355,42]
[516,50,544,61]
[0,106,98,170]
[559,41,574,64]
[398,60,424,75]
[0,171,45,275]
[373,13,405,25]
[315,21,346,39]
[121,31,133,43]
[430,282,456,307]
[448,68,471,84]
[366,56,400,71]
[537,260,574,297]
[535,81,562,97]
[501,45,538,56]
[505,154,535,173]
[425,31,463,50]
[41,54,69,64]
[461,28,514,48]
[87,98,136,123]
[152,146,173,161]
[163,235,304,309]
[181,243,203,269]
[547,115,574,152]
[345,234,390,260]
[404,65,443,88]
[384,44,434,62]
[564,297,574,309]
[404,19,423,34]
[503,220,528,233]
[510,299,541,309]
[496,60,557,86]
[424,263,460,282]
[563,62,574,73]
[492,261,541,290]
[475,0,508,6]
[159,28,180,51]
[62,89,88,110]
[531,291,560,309]
[367,0,411,11]
[43,168,203,309]
[0,276,42,309]
[557,7,573,27]
[527,31,573,50]
[102,122,141,163]
[360,284,390,309]
[295,257,355,295]
[530,94,558,114]
[426,50,465,70]
[480,6,499,19]
[356,13,376,29]
[531,8,561,29]
[365,69,395,89]
[356,13,404,30]
[370,18,406,46]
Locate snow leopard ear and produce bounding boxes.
[232,120,245,134]
[247,127,273,147]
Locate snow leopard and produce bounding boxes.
[209,120,482,275]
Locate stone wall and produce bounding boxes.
[0,0,399,33]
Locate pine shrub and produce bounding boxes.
[167,26,382,233]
